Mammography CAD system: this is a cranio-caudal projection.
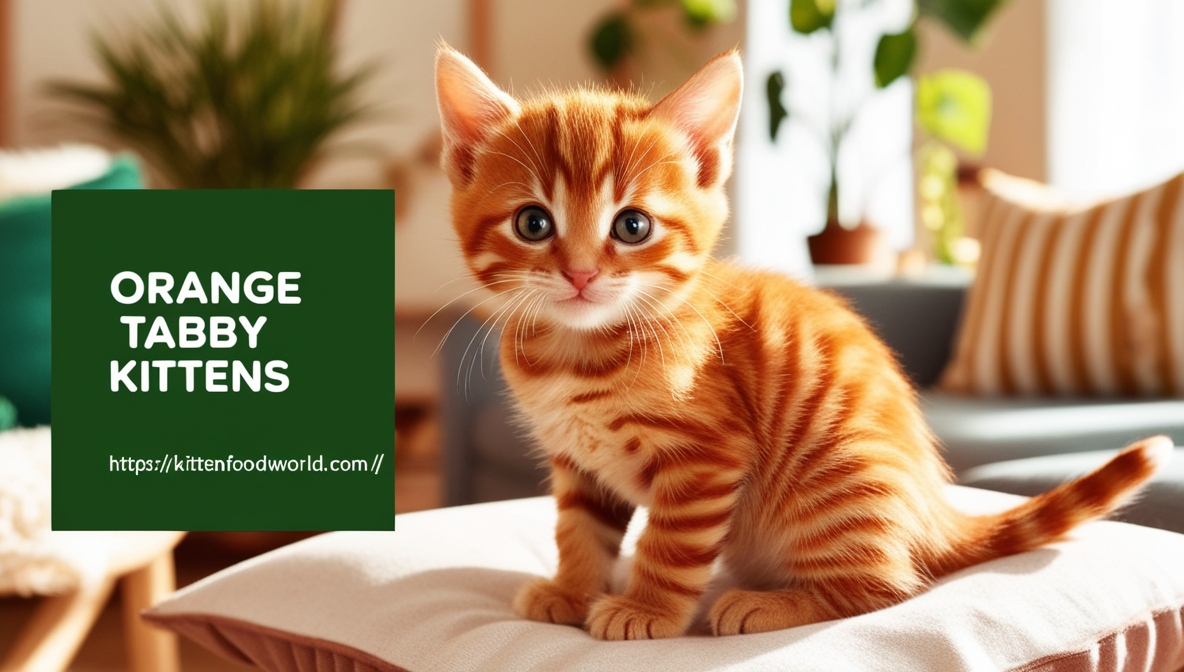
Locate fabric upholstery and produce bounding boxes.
[941,169,1184,397]
[148,488,1184,672]
[960,447,1184,534]
[924,391,1184,473]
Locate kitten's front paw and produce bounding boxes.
[586,594,687,640]
[513,578,590,626]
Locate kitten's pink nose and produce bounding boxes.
[562,268,600,290]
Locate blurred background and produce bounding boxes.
[3,1,1184,668]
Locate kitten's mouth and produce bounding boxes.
[551,293,614,328]
[558,295,597,305]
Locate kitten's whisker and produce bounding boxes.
[510,290,540,367]
[622,134,651,185]
[624,138,662,183]
[640,283,726,364]
[488,180,535,196]
[490,128,545,187]
[631,295,669,373]
[622,304,648,390]
[462,287,533,397]
[695,270,756,330]
[621,303,636,373]
[449,280,525,390]
[434,284,520,361]
[517,295,541,366]
[486,150,543,186]
[512,293,526,367]
[631,148,676,180]
[418,278,519,341]
[529,291,547,337]
[634,290,695,364]
[457,288,521,396]
[430,275,475,292]
[697,268,742,291]
[632,159,682,182]
[477,289,534,381]
[513,126,548,184]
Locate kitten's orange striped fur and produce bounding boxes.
[435,45,1173,640]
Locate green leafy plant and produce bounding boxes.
[589,0,738,73]
[915,69,990,263]
[49,0,377,188]
[771,0,1003,241]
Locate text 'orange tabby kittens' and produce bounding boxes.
[434,44,1173,640]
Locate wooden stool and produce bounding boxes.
[1,531,185,672]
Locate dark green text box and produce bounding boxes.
[52,190,394,530]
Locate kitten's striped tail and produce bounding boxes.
[939,436,1173,574]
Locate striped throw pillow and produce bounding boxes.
[940,169,1184,396]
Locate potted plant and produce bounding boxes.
[772,0,1003,264]
[48,0,377,189]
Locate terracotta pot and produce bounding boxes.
[807,219,884,265]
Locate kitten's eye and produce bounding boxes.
[514,206,554,242]
[612,209,652,244]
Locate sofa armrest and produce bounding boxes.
[823,278,968,388]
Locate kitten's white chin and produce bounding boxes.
[547,298,623,330]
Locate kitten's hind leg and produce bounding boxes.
[710,558,920,635]
[708,588,835,635]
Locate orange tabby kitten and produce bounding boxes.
[434,45,1173,640]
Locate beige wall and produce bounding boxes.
[491,0,743,99]
[916,0,1046,182]
[0,0,11,145]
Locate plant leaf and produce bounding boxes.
[917,0,1009,42]
[874,27,916,88]
[46,0,378,189]
[681,0,737,28]
[916,69,991,156]
[590,12,632,70]
[766,70,789,141]
[790,0,835,34]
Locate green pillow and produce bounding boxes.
[0,155,143,426]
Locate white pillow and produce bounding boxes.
[0,144,112,202]
[0,427,136,596]
[147,487,1184,672]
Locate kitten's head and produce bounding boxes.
[435,45,742,331]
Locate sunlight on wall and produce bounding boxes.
[1048,0,1184,200]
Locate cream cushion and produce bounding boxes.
[147,487,1184,672]
[0,427,162,596]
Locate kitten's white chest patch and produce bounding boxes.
[525,394,654,505]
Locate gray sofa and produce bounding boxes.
[438,280,1184,507]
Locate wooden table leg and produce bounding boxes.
[0,578,116,672]
[121,552,180,672]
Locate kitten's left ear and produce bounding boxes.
[435,43,520,184]
[650,50,743,186]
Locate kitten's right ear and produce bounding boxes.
[435,44,519,184]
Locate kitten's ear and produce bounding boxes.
[435,43,519,184]
[650,50,743,186]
